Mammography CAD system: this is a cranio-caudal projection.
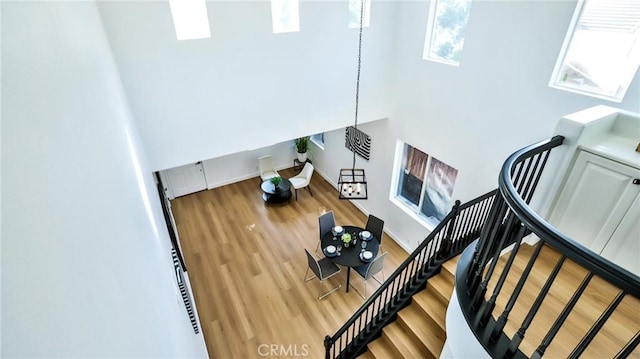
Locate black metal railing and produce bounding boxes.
[457,135,640,358]
[324,189,497,359]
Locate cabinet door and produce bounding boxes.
[549,151,640,253]
[599,191,640,276]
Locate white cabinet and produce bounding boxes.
[549,150,640,275]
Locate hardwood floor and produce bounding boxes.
[487,243,640,358]
[171,168,410,358]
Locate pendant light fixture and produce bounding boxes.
[338,0,368,200]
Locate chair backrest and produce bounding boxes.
[365,214,384,244]
[300,163,314,181]
[319,211,336,239]
[364,252,387,280]
[258,155,275,174]
[305,249,322,278]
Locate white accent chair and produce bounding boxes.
[258,155,279,181]
[288,162,314,200]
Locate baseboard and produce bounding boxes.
[206,163,292,190]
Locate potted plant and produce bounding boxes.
[270,176,282,189]
[294,136,310,162]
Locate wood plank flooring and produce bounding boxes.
[486,243,640,358]
[171,168,411,358]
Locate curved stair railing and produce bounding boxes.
[457,135,640,358]
[324,189,498,359]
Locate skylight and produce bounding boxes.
[348,0,371,28]
[169,0,211,41]
[271,0,300,34]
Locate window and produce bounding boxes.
[271,0,300,33]
[423,0,473,66]
[168,0,211,41]
[391,142,458,228]
[550,0,640,102]
[348,0,371,28]
[311,133,324,150]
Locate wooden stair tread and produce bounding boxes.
[398,304,445,359]
[484,244,640,358]
[411,288,447,331]
[383,322,432,359]
[367,335,401,359]
[441,256,459,278]
[426,273,454,302]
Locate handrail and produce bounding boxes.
[457,135,640,358]
[325,189,497,358]
[499,136,640,296]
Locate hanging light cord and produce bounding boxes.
[352,0,365,171]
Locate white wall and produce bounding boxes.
[152,0,640,252]
[1,1,206,357]
[341,0,640,251]
[97,0,398,171]
[202,140,296,189]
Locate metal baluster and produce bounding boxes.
[479,225,526,326]
[471,212,520,311]
[614,330,640,359]
[514,157,534,197]
[491,241,544,341]
[523,151,549,204]
[531,272,594,358]
[511,160,526,189]
[507,255,567,356]
[468,197,508,292]
[569,291,626,359]
[519,153,542,201]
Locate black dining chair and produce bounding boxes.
[316,211,336,253]
[353,252,387,299]
[365,214,384,253]
[304,249,341,300]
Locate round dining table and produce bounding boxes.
[320,225,379,293]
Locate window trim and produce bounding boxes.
[389,140,458,231]
[422,0,473,67]
[548,0,640,103]
[310,133,324,150]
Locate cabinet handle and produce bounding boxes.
[633,179,640,185]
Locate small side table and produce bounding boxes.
[261,178,292,204]
[293,158,312,173]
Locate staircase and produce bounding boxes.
[357,257,459,359]
[327,136,639,359]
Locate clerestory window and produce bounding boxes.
[423,0,473,66]
[549,0,640,102]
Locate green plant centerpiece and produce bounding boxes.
[294,136,310,162]
[341,232,352,247]
[269,176,282,188]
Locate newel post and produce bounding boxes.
[438,200,461,259]
[324,335,333,359]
